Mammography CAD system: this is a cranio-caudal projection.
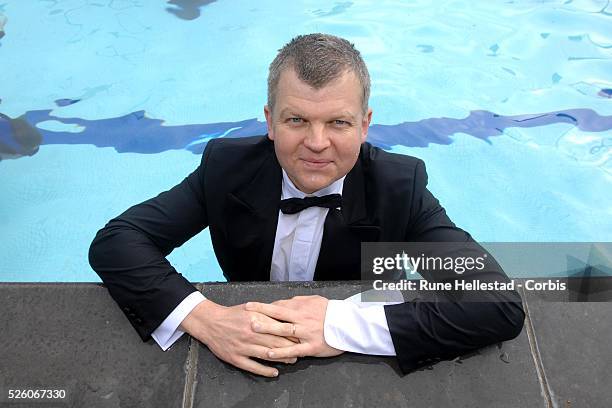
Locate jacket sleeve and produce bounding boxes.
[384,159,525,374]
[88,141,215,341]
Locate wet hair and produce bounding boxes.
[267,33,370,115]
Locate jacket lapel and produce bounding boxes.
[314,147,381,280]
[224,143,282,281]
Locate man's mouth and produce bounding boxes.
[301,158,332,168]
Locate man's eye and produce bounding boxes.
[334,120,349,126]
[289,117,303,123]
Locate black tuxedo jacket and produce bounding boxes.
[89,135,524,373]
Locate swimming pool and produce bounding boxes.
[1,1,610,282]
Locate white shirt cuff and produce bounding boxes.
[151,291,206,351]
[323,299,397,356]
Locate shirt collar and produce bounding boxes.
[281,169,345,200]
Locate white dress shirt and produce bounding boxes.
[151,170,398,355]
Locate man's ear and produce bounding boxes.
[360,107,372,143]
[264,105,274,141]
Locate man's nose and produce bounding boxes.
[303,123,330,152]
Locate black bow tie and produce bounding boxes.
[280,194,342,215]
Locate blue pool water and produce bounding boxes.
[0,1,611,282]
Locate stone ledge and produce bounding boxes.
[0,281,608,407]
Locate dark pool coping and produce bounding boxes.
[1,280,610,407]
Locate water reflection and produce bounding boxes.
[598,89,612,98]
[165,0,217,20]
[0,13,7,41]
[1,104,610,164]
[0,113,42,159]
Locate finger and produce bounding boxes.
[245,345,297,365]
[233,356,279,378]
[271,299,302,312]
[245,302,294,322]
[250,331,298,348]
[252,319,296,337]
[268,343,311,359]
[270,357,298,364]
[251,316,300,344]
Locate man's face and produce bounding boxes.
[264,68,372,194]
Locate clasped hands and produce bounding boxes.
[179,295,343,377]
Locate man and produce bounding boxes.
[89,33,524,378]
